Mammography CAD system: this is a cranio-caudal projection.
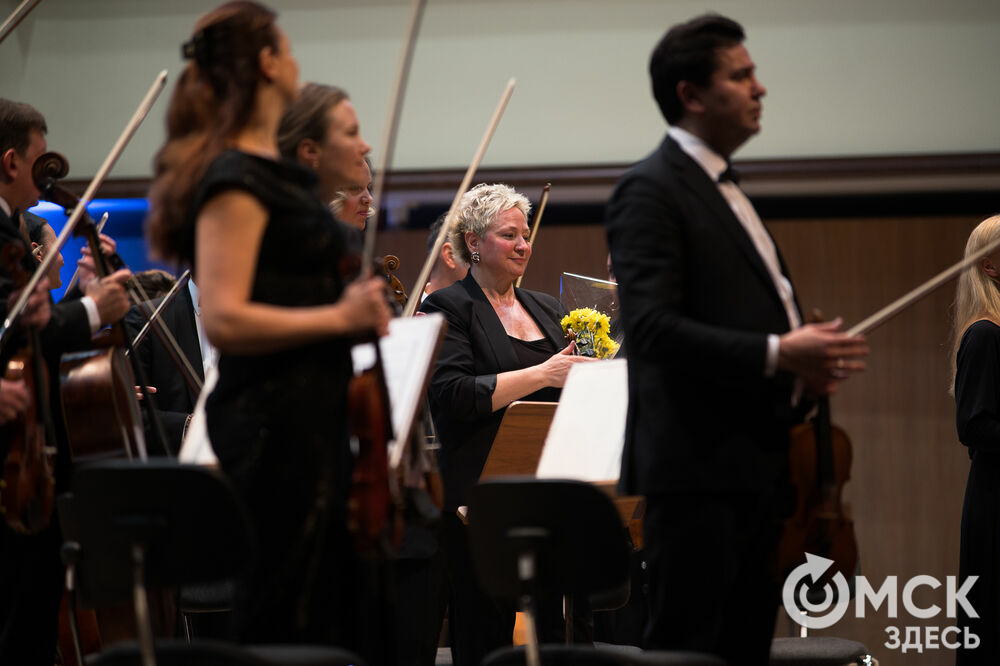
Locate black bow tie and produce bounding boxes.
[718,165,740,185]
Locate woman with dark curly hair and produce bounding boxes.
[146,1,390,645]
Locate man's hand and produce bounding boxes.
[82,269,131,325]
[778,317,868,396]
[76,234,118,285]
[0,378,30,424]
[134,385,157,401]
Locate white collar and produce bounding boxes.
[188,279,200,315]
[0,195,12,218]
[667,126,729,183]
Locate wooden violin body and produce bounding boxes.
[60,347,145,462]
[778,398,858,585]
[347,358,396,552]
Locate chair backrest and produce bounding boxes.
[468,478,629,602]
[58,458,255,608]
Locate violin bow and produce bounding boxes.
[362,0,427,270]
[0,0,42,46]
[846,236,1000,337]
[128,270,191,351]
[0,70,168,350]
[514,182,550,288]
[401,78,517,318]
[126,269,203,395]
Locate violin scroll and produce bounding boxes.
[32,151,70,198]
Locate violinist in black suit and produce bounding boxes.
[0,98,130,665]
[606,15,868,666]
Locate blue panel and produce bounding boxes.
[27,198,172,302]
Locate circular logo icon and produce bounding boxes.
[783,553,852,630]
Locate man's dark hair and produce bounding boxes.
[649,14,745,125]
[427,212,449,256]
[0,99,47,155]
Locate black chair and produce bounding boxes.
[469,478,724,666]
[769,637,874,666]
[58,458,366,666]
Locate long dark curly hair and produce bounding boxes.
[146,1,279,265]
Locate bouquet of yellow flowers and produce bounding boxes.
[560,307,620,359]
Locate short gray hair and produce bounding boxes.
[450,183,531,264]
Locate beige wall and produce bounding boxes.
[1,0,998,178]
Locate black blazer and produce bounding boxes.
[419,272,566,509]
[606,135,803,496]
[123,286,204,454]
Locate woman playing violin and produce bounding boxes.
[146,0,390,646]
[419,183,594,666]
[951,214,1000,666]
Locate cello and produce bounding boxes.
[31,151,179,460]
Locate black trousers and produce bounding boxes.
[394,545,447,666]
[642,490,784,666]
[0,519,63,665]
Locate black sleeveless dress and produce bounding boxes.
[189,150,358,645]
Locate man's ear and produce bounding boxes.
[676,80,705,115]
[0,148,18,183]
[441,242,456,269]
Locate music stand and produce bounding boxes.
[479,401,557,479]
[468,479,630,666]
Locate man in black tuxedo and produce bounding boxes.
[606,15,868,666]
[0,97,131,664]
[124,283,206,454]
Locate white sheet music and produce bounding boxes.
[351,313,446,467]
[536,359,628,482]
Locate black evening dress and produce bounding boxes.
[955,319,1000,665]
[189,150,357,645]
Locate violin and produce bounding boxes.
[343,0,428,555]
[0,239,57,534]
[778,311,857,587]
[779,395,857,587]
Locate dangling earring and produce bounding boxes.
[471,251,480,264]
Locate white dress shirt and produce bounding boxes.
[667,126,801,377]
[0,195,100,333]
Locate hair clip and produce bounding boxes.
[181,31,206,63]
